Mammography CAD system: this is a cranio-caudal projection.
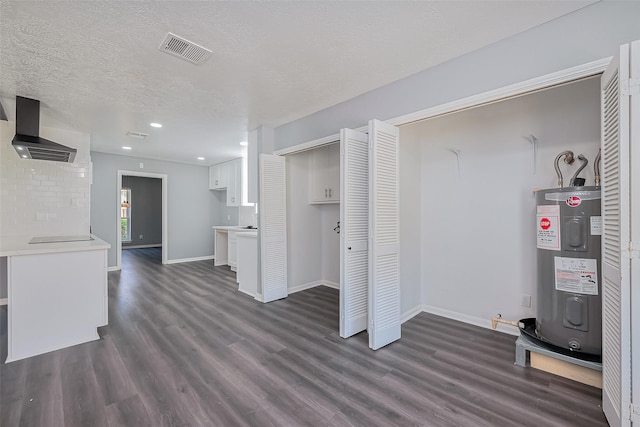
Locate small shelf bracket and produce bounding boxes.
[449,148,462,178]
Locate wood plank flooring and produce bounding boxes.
[1,248,607,426]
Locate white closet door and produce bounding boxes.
[601,43,633,427]
[368,119,401,350]
[630,40,640,427]
[340,128,369,338]
[259,154,288,303]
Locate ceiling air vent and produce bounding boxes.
[159,32,212,65]
[126,131,148,139]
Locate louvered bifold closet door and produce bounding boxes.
[340,128,369,338]
[629,40,640,427]
[368,119,401,350]
[259,154,288,303]
[600,43,632,427]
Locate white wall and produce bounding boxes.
[321,203,339,285]
[91,152,219,267]
[286,150,341,290]
[274,1,640,150]
[399,77,600,331]
[399,134,422,319]
[286,151,322,288]
[0,121,91,237]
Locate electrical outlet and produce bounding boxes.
[521,294,531,307]
[227,214,231,220]
[139,162,144,169]
[139,235,143,240]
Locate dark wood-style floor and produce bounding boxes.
[1,248,606,426]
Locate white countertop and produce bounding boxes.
[0,235,111,257]
[212,226,258,232]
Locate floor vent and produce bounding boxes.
[159,32,212,65]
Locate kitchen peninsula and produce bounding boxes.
[0,235,110,362]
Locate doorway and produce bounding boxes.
[116,170,168,269]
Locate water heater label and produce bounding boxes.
[537,205,560,250]
[554,257,598,295]
[590,216,602,235]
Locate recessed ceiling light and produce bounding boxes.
[16,146,24,151]
[21,155,28,158]
[197,156,205,160]
[150,123,162,128]
[122,146,132,150]
[239,141,248,146]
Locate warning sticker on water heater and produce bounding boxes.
[537,205,560,250]
[590,216,602,235]
[554,256,598,296]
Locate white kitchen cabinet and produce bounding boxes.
[0,236,110,362]
[228,230,238,272]
[237,232,258,297]
[210,158,251,207]
[226,159,241,206]
[309,143,340,204]
[209,162,229,190]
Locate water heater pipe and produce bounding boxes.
[554,150,575,187]
[570,154,588,186]
[594,148,601,186]
[491,315,525,330]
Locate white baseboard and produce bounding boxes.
[401,305,424,324]
[165,255,214,265]
[255,293,263,302]
[422,304,519,336]
[289,280,339,294]
[0,298,7,306]
[107,266,121,272]
[289,280,324,294]
[238,288,257,299]
[321,281,339,290]
[122,244,162,249]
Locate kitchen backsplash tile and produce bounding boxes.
[0,121,91,237]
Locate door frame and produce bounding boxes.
[116,170,168,269]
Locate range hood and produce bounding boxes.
[12,96,77,162]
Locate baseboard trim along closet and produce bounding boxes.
[0,298,7,306]
[107,266,121,272]
[422,305,520,336]
[289,280,339,294]
[166,255,214,265]
[122,244,162,249]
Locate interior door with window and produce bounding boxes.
[340,128,369,338]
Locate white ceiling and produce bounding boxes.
[0,1,595,166]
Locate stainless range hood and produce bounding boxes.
[12,96,77,162]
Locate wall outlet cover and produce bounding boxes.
[521,294,532,307]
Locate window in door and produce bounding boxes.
[121,187,131,242]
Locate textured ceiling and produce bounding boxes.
[0,1,595,165]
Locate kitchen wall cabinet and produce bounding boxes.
[308,143,340,204]
[209,162,229,190]
[209,158,250,207]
